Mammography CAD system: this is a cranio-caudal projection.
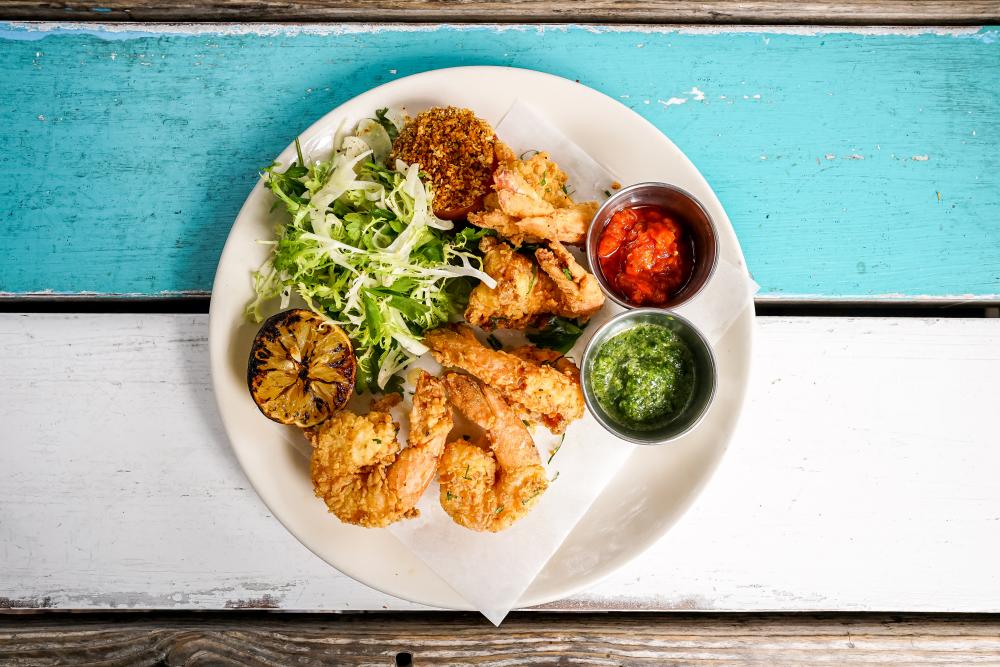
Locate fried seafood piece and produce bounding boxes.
[469,204,597,246]
[508,345,581,382]
[438,373,548,532]
[467,144,599,245]
[423,324,584,434]
[465,237,605,329]
[307,371,453,527]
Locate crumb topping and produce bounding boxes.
[390,106,496,218]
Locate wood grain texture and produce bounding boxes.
[2,1,999,24]
[3,612,1000,666]
[1,313,998,612]
[0,23,998,300]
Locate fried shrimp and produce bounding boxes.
[465,237,605,329]
[467,144,599,246]
[424,324,584,433]
[307,371,453,527]
[438,373,548,531]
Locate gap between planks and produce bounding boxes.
[0,296,996,318]
[1,1,998,24]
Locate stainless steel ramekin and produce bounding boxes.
[580,308,717,445]
[586,182,719,310]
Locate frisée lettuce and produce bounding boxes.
[246,112,496,393]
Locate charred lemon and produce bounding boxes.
[247,309,356,427]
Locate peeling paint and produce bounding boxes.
[225,594,281,609]
[0,596,55,609]
[659,97,687,107]
[0,22,991,42]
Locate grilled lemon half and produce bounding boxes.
[247,309,356,427]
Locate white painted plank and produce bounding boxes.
[1,314,998,611]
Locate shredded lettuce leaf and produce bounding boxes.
[247,115,496,393]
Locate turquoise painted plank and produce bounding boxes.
[0,24,997,299]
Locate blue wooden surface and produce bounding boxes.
[1,24,997,300]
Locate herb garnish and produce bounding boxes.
[526,316,586,354]
[526,264,538,294]
[547,434,565,464]
[486,333,503,351]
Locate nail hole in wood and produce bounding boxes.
[395,651,413,667]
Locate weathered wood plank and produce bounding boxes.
[3,612,1000,665]
[1,313,998,612]
[2,1,999,24]
[0,24,998,300]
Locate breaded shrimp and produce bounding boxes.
[307,371,453,527]
[465,238,605,330]
[423,324,584,434]
[467,145,599,246]
[438,373,548,532]
[468,202,596,247]
[534,240,605,319]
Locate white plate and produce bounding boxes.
[209,66,753,610]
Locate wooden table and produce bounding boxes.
[2,3,999,664]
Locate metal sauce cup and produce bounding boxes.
[581,309,717,445]
[587,182,719,310]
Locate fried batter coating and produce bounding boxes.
[307,371,453,527]
[465,237,605,330]
[467,145,599,245]
[438,373,548,532]
[423,324,584,434]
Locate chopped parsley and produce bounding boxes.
[547,434,565,464]
[526,263,538,295]
[521,490,543,506]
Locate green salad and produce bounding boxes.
[247,110,495,393]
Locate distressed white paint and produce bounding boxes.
[0,22,988,40]
[1,314,998,611]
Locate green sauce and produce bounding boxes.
[591,323,696,430]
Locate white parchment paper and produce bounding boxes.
[388,101,756,625]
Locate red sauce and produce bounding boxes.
[596,205,694,306]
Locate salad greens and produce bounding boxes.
[247,110,496,393]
